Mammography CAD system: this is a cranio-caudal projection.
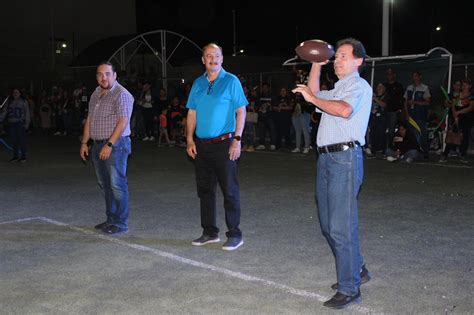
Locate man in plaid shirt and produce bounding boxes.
[80,61,134,235]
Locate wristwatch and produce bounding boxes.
[106,142,113,147]
[233,135,241,141]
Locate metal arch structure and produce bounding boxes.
[107,30,202,89]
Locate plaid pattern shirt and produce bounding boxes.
[88,82,134,140]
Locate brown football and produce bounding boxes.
[295,39,335,63]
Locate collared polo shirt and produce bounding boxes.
[186,68,248,139]
[88,81,134,140]
[315,72,372,146]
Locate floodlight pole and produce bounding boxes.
[382,0,390,56]
[232,9,237,56]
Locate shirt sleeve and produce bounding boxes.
[186,81,198,110]
[340,78,370,116]
[117,91,134,118]
[230,78,248,110]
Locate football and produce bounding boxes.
[295,39,335,63]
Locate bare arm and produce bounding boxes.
[80,117,91,161]
[186,109,197,159]
[229,106,246,161]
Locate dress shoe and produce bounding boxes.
[94,222,110,230]
[323,290,361,309]
[331,264,371,290]
[102,225,128,235]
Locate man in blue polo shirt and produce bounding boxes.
[186,43,248,251]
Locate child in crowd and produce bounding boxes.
[158,108,171,147]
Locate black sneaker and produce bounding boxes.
[9,157,18,162]
[102,225,128,235]
[192,234,220,246]
[222,237,243,251]
[94,222,110,230]
[323,290,361,309]
[331,264,371,290]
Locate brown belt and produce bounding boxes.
[197,133,233,145]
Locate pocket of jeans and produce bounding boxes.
[327,150,352,165]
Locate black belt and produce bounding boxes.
[197,133,233,145]
[317,141,360,154]
[93,136,130,143]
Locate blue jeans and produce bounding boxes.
[316,146,364,296]
[91,136,131,229]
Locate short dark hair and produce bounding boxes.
[97,61,116,73]
[336,38,367,73]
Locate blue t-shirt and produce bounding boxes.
[187,68,248,138]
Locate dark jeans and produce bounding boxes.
[370,115,387,152]
[91,136,131,229]
[142,107,155,137]
[195,138,241,238]
[274,112,292,148]
[257,118,276,145]
[8,122,27,158]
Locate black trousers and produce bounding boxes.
[194,138,241,238]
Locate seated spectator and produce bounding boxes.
[386,121,423,163]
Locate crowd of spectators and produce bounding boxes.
[1,67,473,163]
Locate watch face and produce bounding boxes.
[107,142,113,147]
[234,136,241,141]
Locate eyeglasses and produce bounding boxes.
[207,80,215,95]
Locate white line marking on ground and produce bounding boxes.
[1,216,374,314]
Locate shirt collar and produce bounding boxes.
[203,68,226,82]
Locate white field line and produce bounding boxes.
[1,216,374,314]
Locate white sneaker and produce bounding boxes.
[53,131,61,136]
[142,136,149,141]
[303,147,310,154]
[386,156,397,162]
[149,136,155,141]
[256,145,265,150]
[270,145,276,151]
[291,148,300,153]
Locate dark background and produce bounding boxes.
[136,0,474,57]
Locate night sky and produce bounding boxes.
[136,0,474,58]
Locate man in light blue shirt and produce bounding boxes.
[186,43,247,251]
[293,38,372,309]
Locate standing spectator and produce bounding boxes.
[256,83,276,150]
[79,61,134,235]
[39,95,52,135]
[273,87,293,150]
[186,43,247,251]
[137,81,155,141]
[404,71,431,159]
[243,99,257,151]
[0,88,30,162]
[369,83,387,156]
[383,68,405,149]
[440,78,474,162]
[291,93,311,153]
[292,38,372,309]
[158,107,171,147]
